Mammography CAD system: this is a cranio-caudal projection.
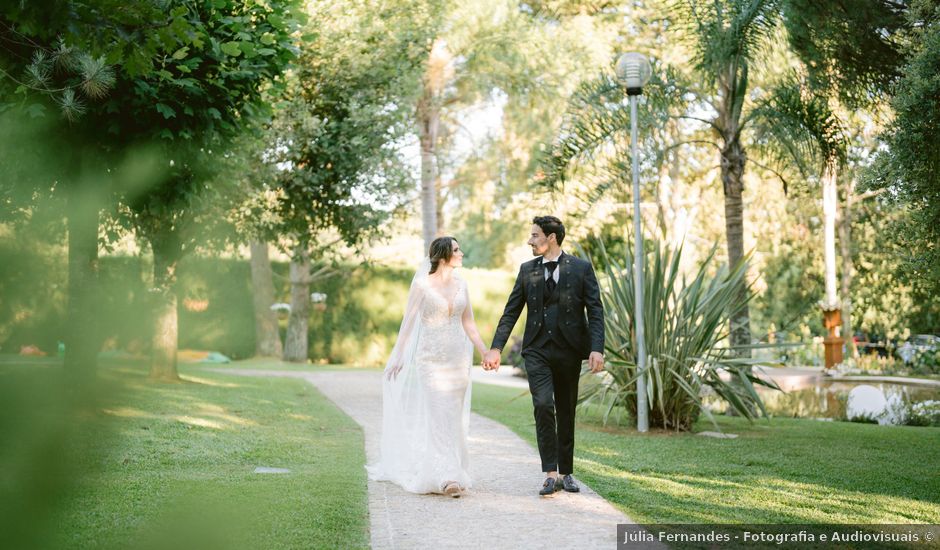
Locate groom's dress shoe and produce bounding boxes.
[561,474,580,493]
[539,477,561,496]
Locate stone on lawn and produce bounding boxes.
[697,431,738,439]
[254,466,291,474]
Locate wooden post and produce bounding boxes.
[823,308,844,369]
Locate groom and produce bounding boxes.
[483,216,605,496]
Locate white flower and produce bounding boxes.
[310,292,327,303]
[270,302,291,312]
[911,400,940,413]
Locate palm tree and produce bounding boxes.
[546,0,792,352]
[672,0,783,351]
[417,38,451,250]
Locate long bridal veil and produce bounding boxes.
[366,257,473,493]
[365,259,430,487]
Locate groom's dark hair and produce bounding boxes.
[533,216,565,245]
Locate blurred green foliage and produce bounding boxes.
[0,232,67,353]
[0,245,518,365]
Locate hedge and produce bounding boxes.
[0,246,520,365]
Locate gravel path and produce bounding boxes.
[224,368,637,549]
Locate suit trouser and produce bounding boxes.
[522,339,582,474]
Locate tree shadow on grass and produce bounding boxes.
[576,457,938,524]
[571,416,940,523]
[473,382,940,523]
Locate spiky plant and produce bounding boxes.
[579,240,781,431]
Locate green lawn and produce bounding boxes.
[5,358,937,548]
[216,357,378,372]
[471,382,940,524]
[0,360,369,550]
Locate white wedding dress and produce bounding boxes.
[366,264,473,493]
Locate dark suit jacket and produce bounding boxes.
[491,252,604,359]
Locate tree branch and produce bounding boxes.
[0,66,72,93]
[663,139,723,153]
[669,114,721,132]
[748,159,792,194]
[849,187,887,205]
[308,263,336,284]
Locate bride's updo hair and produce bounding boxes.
[428,236,456,274]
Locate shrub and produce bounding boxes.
[578,240,779,431]
[909,349,940,376]
[0,247,518,365]
[904,400,940,427]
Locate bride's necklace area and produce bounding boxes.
[427,272,460,316]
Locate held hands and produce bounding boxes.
[588,351,605,374]
[482,349,601,372]
[482,349,501,371]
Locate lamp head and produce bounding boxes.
[616,52,652,95]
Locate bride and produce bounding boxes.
[366,236,488,497]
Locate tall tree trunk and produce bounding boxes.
[283,248,311,363]
[841,179,857,358]
[436,175,445,236]
[149,231,181,381]
[64,190,99,384]
[249,240,282,357]
[417,90,440,252]
[822,164,839,309]
[720,138,751,350]
[717,63,752,353]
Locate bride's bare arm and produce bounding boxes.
[460,284,488,357]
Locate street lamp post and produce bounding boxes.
[616,52,652,433]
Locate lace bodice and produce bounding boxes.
[419,277,468,328]
[414,276,472,373]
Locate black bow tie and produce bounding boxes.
[544,261,558,294]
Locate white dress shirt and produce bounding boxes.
[542,250,562,284]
